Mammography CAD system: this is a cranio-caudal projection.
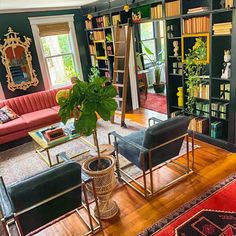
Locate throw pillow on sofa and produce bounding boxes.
[0,106,19,124]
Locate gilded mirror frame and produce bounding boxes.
[0,27,39,91]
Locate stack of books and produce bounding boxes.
[213,22,232,35]
[189,117,209,134]
[151,4,163,19]
[199,83,210,99]
[187,6,208,14]
[211,121,223,139]
[165,0,180,17]
[85,20,93,30]
[112,15,121,26]
[96,15,110,28]
[184,16,210,34]
[93,31,105,40]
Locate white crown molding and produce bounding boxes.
[0,6,81,14]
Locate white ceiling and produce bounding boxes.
[0,0,99,13]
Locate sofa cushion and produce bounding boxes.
[0,117,28,136]
[21,109,60,128]
[51,105,60,113]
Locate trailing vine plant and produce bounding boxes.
[184,37,207,113]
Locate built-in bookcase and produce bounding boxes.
[83,0,236,151]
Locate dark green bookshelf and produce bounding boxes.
[83,0,236,151]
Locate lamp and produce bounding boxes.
[87,13,93,20]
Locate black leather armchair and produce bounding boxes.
[0,154,101,236]
[109,116,194,198]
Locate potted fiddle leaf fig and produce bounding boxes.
[57,76,119,219]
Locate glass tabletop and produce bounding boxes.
[29,119,82,149]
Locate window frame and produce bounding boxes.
[29,14,83,90]
[139,21,165,69]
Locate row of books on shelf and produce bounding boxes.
[165,0,180,17]
[95,15,110,28]
[189,118,224,139]
[85,20,93,30]
[93,31,105,41]
[212,22,232,35]
[220,83,230,100]
[151,4,163,19]
[184,16,210,34]
[211,102,229,120]
[191,83,210,100]
[112,14,121,26]
[196,102,209,118]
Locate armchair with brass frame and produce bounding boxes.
[108,116,194,198]
[0,153,102,236]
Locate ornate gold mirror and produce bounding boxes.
[0,27,39,91]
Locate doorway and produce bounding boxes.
[134,21,167,115]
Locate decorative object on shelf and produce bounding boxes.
[220,0,225,8]
[137,42,165,94]
[177,87,183,107]
[123,3,130,12]
[87,13,93,20]
[221,50,231,79]
[167,25,174,38]
[225,0,234,8]
[173,40,179,57]
[0,27,39,91]
[183,36,208,113]
[57,76,118,219]
[106,33,113,43]
[132,11,142,23]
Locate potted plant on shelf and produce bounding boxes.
[137,42,165,94]
[184,37,207,113]
[57,76,119,220]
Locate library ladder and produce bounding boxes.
[112,21,132,127]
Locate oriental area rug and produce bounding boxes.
[139,174,236,236]
[140,93,167,114]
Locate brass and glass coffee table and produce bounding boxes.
[29,120,96,167]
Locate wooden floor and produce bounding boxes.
[37,108,236,236]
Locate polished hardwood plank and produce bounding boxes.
[35,109,236,236]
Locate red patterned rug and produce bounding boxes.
[139,174,236,236]
[140,93,167,114]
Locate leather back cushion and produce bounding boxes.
[8,161,81,235]
[0,86,71,116]
[142,116,191,170]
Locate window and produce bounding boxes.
[139,21,165,67]
[29,15,83,89]
[140,22,156,64]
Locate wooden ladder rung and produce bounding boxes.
[115,56,125,58]
[114,70,125,73]
[115,41,126,44]
[113,83,124,88]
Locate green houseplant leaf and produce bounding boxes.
[58,76,117,137]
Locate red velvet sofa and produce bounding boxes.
[0,86,70,145]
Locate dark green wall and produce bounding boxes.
[0,9,90,99]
